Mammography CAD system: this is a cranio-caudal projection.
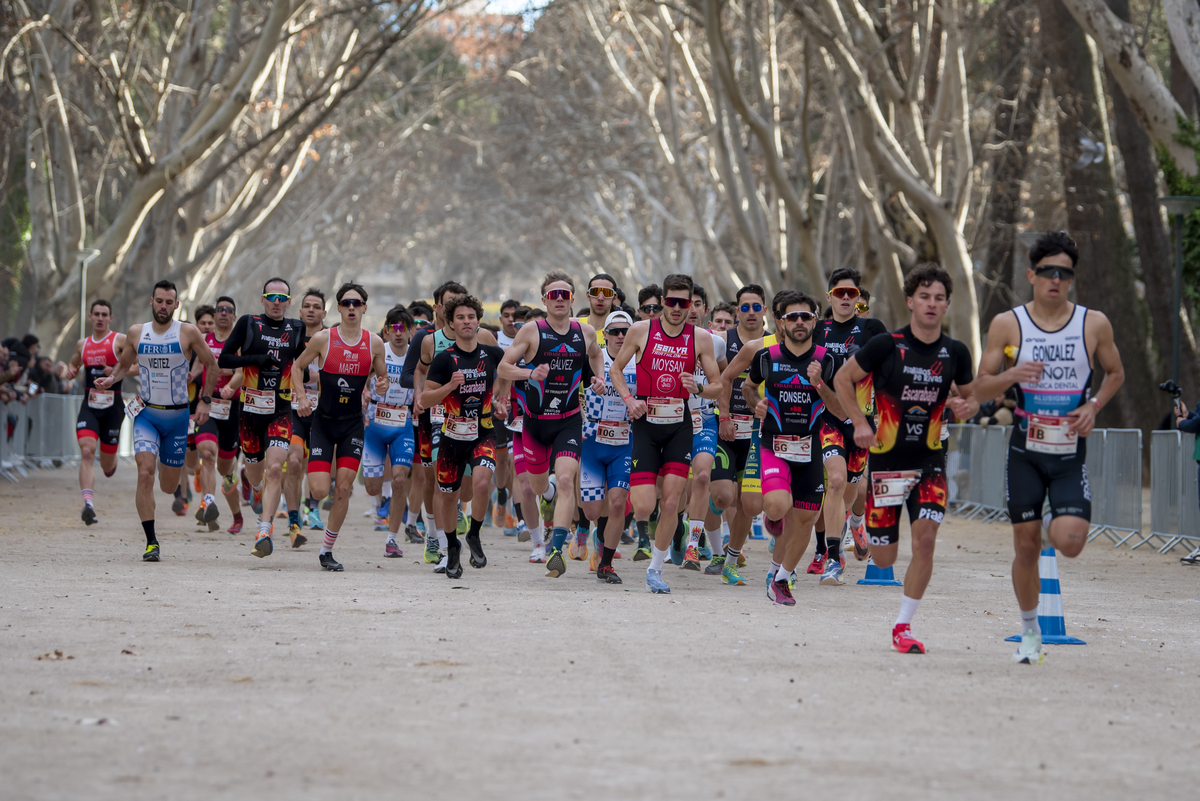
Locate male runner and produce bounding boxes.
[293,282,388,571]
[974,231,1124,664]
[95,280,216,561]
[742,290,831,605]
[580,311,637,584]
[581,273,620,342]
[500,271,605,579]
[186,306,223,529]
[506,306,547,557]
[493,299,522,530]
[833,263,979,654]
[66,299,126,525]
[205,296,245,533]
[422,295,509,579]
[218,278,306,557]
[706,285,773,585]
[285,289,328,538]
[810,268,888,584]
[609,273,723,593]
[637,285,663,321]
[709,302,736,333]
[363,306,417,557]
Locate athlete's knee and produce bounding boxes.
[826,469,847,495]
[263,460,284,483]
[870,545,899,568]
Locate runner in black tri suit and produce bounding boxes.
[500,271,605,581]
[834,264,979,655]
[423,294,509,580]
[218,277,305,558]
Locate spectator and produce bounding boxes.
[1174,398,1200,565]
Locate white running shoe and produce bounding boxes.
[1012,630,1044,664]
[529,543,546,563]
[434,554,449,574]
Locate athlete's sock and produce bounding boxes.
[625,511,635,529]
[770,560,782,579]
[673,513,685,549]
[531,524,545,546]
[513,501,523,522]
[288,509,300,527]
[600,546,617,569]
[320,529,338,555]
[1020,607,1041,634]
[141,519,157,546]
[895,595,921,626]
[687,519,704,550]
[543,475,557,502]
[705,524,722,547]
[648,545,668,571]
[232,512,243,523]
[401,505,409,525]
[551,526,569,552]
[174,485,183,499]
[826,535,842,563]
[435,528,449,551]
[636,519,650,544]
[814,523,827,554]
[848,512,864,530]
[445,526,460,549]
[258,519,270,539]
[576,506,588,531]
[381,481,392,499]
[203,493,216,506]
[725,546,741,566]
[81,488,94,507]
[595,516,609,547]
[497,487,508,507]
[468,516,483,539]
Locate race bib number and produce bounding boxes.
[124,395,145,419]
[732,414,755,441]
[871,470,922,507]
[188,418,196,436]
[87,389,114,410]
[430,404,446,425]
[507,413,523,434]
[772,435,812,463]
[445,415,478,441]
[290,389,319,410]
[244,388,276,415]
[1026,414,1077,455]
[375,403,409,428]
[209,398,231,420]
[600,394,628,422]
[691,408,703,435]
[596,420,630,446]
[647,397,684,425]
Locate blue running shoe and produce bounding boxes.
[668,533,684,566]
[645,568,671,594]
[698,532,713,561]
[765,568,777,600]
[306,507,323,531]
[377,496,391,521]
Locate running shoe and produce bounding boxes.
[172,493,187,516]
[404,523,423,543]
[252,535,273,558]
[319,552,344,572]
[767,536,775,553]
[493,501,505,528]
[143,543,160,562]
[373,516,388,532]
[820,557,845,586]
[892,624,925,654]
[385,540,403,558]
[770,577,795,606]
[250,485,263,516]
[529,543,546,563]
[682,545,701,571]
[207,519,220,532]
[568,527,588,561]
[1011,630,1044,665]
[589,545,600,573]
[456,511,468,536]
[81,505,97,526]
[465,533,487,569]
[227,516,243,535]
[289,524,307,549]
[306,506,323,530]
[765,569,777,599]
[196,499,220,525]
[434,553,448,574]
[378,496,391,521]
[515,522,530,542]
[596,565,622,584]
[505,511,517,532]
[222,472,236,495]
[539,496,554,524]
[445,541,463,579]
[620,530,635,545]
[240,467,251,503]
[721,563,747,586]
[633,541,652,562]
[704,555,726,575]
[806,553,827,575]
[764,515,783,537]
[645,568,671,594]
[322,496,334,511]
[849,518,869,561]
[424,533,441,564]
[545,548,566,578]
[194,473,202,494]
[698,533,713,561]
[668,532,684,566]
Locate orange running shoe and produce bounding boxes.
[806,553,827,574]
[848,512,869,561]
[505,511,517,529]
[193,473,202,494]
[892,624,926,654]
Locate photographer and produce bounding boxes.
[1173,394,1200,565]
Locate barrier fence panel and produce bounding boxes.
[979,426,1010,522]
[1150,431,1181,550]
[24,394,83,466]
[1174,433,1200,553]
[1102,429,1145,548]
[1084,430,1110,541]
[0,402,14,481]
[5,400,30,478]
[963,425,989,517]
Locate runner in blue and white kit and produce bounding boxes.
[363,306,417,557]
[580,311,637,584]
[96,280,216,562]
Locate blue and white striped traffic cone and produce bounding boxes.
[1004,547,1086,645]
[857,556,903,586]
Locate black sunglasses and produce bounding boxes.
[640,304,663,314]
[215,305,235,314]
[606,327,629,337]
[1034,265,1075,281]
[662,297,690,309]
[340,298,365,308]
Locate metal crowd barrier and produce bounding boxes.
[946,424,1010,522]
[1150,430,1200,554]
[1,394,105,483]
[1096,429,1144,547]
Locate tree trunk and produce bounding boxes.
[1040,0,1158,434]
[980,1,1039,327]
[1171,40,1198,120]
[1108,0,1200,404]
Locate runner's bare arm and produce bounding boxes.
[498,323,539,381]
[742,376,764,419]
[412,332,435,413]
[370,333,389,397]
[95,324,140,389]
[609,321,647,419]
[290,330,328,417]
[478,328,498,346]
[807,360,846,418]
[833,355,874,448]
[718,338,758,414]
[64,338,84,380]
[1068,311,1123,436]
[583,323,606,394]
[947,382,980,422]
[222,368,244,399]
[972,311,1042,403]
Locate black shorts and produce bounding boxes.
[437,433,496,493]
[239,406,293,463]
[630,413,692,488]
[1005,438,1091,523]
[521,414,583,474]
[712,436,753,483]
[818,415,867,481]
[864,454,948,546]
[214,401,241,459]
[76,399,124,454]
[308,414,365,474]
[417,411,434,467]
[492,420,512,450]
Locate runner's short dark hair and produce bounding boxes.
[500,299,522,313]
[433,281,468,304]
[772,290,817,318]
[302,288,326,306]
[638,285,662,306]
[193,304,216,322]
[444,294,484,322]
[1029,231,1078,267]
[736,284,766,303]
[335,282,368,303]
[903,263,953,299]
[153,279,178,298]
[261,277,289,294]
[662,273,693,295]
[827,268,863,290]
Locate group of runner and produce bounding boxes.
[68,230,1124,662]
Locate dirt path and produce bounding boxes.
[2,467,1198,799]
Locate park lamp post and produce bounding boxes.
[1158,197,1200,384]
[70,248,101,341]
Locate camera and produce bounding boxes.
[1160,380,1182,399]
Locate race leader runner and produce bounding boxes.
[833,263,979,655]
[974,231,1124,665]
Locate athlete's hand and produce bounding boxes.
[754,398,768,420]
[1067,401,1098,437]
[449,370,465,389]
[1008,360,1044,384]
[94,375,114,390]
[375,374,389,396]
[680,372,698,394]
[64,363,79,380]
[590,375,606,395]
[193,401,210,426]
[297,394,313,418]
[494,397,509,419]
[947,396,971,422]
[853,420,877,450]
[625,396,647,420]
[806,361,822,385]
[529,363,550,382]
[414,395,426,416]
[719,416,735,441]
[220,384,238,400]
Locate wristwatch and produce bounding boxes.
[200,395,212,404]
